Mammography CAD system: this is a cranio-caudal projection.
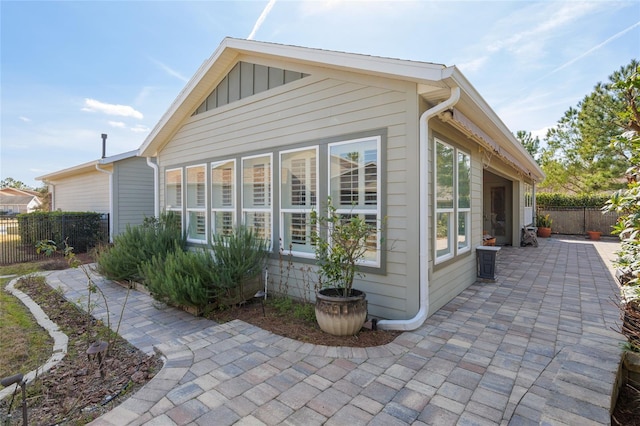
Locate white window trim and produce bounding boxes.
[186,164,208,244]
[211,159,237,236]
[434,138,471,264]
[328,136,382,268]
[241,153,273,248]
[279,146,319,259]
[165,167,183,232]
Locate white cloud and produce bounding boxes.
[457,56,489,73]
[248,0,277,40]
[18,116,31,122]
[82,98,144,120]
[131,124,150,133]
[108,121,126,128]
[531,126,552,140]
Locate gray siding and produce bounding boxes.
[112,157,155,236]
[158,63,420,320]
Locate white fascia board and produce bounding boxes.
[138,38,450,157]
[35,160,100,182]
[98,149,139,165]
[226,38,446,82]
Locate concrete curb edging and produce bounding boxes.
[1,273,69,401]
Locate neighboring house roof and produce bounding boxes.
[0,188,40,197]
[0,194,37,205]
[138,37,544,182]
[35,150,138,182]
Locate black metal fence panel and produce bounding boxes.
[537,207,619,236]
[0,214,109,265]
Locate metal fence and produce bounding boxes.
[0,214,109,265]
[537,206,619,236]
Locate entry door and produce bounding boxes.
[491,186,506,239]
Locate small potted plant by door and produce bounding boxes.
[310,198,380,336]
[587,230,602,240]
[536,214,552,238]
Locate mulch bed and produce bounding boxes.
[207,297,401,348]
[0,274,162,425]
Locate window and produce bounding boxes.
[212,160,236,236]
[329,137,381,266]
[242,154,272,245]
[435,139,470,263]
[186,165,207,242]
[165,168,183,230]
[280,147,318,256]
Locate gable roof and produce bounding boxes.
[36,150,138,182]
[138,37,543,181]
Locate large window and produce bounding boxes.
[329,136,381,266]
[161,132,384,270]
[435,139,470,263]
[242,154,272,244]
[280,147,318,256]
[186,165,207,242]
[165,168,183,230]
[212,160,236,236]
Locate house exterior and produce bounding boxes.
[138,38,544,330]
[0,188,42,214]
[36,150,155,240]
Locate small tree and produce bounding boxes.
[310,198,381,298]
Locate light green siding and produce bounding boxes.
[158,63,420,320]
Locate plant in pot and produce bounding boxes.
[310,198,381,336]
[536,214,552,238]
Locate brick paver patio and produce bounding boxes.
[36,236,625,425]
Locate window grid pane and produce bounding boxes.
[187,166,206,209]
[329,138,381,266]
[166,169,182,209]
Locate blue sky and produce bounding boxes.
[1,0,638,188]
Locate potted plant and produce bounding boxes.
[536,214,552,238]
[310,198,380,336]
[587,230,602,240]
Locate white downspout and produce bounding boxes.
[95,164,114,243]
[378,86,461,331]
[45,181,55,211]
[146,156,160,218]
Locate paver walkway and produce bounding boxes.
[41,236,624,425]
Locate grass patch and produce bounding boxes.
[0,275,53,379]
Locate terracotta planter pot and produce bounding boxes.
[587,231,602,241]
[537,227,551,238]
[315,288,367,336]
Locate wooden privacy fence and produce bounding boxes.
[0,214,109,265]
[537,206,619,236]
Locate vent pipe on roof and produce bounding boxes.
[101,133,107,159]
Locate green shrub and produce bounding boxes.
[536,193,612,208]
[96,212,185,281]
[17,211,105,252]
[139,226,269,310]
[140,248,220,309]
[210,226,270,299]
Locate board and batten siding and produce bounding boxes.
[157,66,421,320]
[52,170,110,213]
[112,157,155,236]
